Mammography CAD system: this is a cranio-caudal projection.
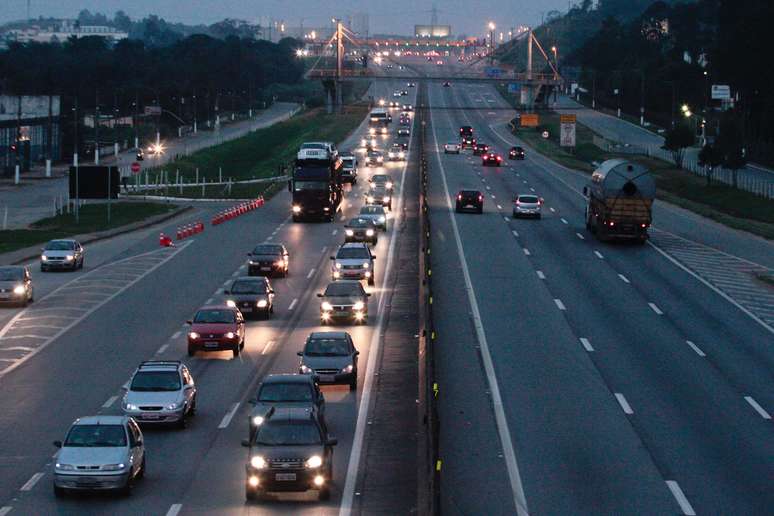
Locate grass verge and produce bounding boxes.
[0,202,178,255]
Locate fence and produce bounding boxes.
[592,136,774,200]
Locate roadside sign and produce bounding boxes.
[507,83,521,94]
[131,162,141,174]
[560,114,577,124]
[560,117,576,147]
[711,84,731,100]
[520,114,539,127]
[144,105,162,116]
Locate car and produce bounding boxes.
[512,194,543,218]
[317,280,371,324]
[387,143,406,161]
[121,361,196,428]
[461,136,476,149]
[187,304,246,357]
[247,374,326,441]
[247,243,289,277]
[366,186,392,210]
[407,82,416,87]
[401,90,408,96]
[365,150,384,166]
[369,125,388,136]
[397,127,410,137]
[386,64,393,69]
[53,416,145,497]
[331,242,376,285]
[135,148,144,161]
[242,407,336,501]
[344,217,379,245]
[400,111,412,119]
[455,190,484,214]
[224,276,275,318]
[298,332,359,390]
[399,116,411,126]
[40,239,84,271]
[443,81,451,87]
[402,104,414,112]
[388,100,400,108]
[340,153,358,184]
[368,173,394,193]
[398,141,409,151]
[482,152,503,166]
[360,136,377,151]
[509,146,526,160]
[473,142,490,156]
[444,142,461,154]
[0,266,33,307]
[393,90,402,98]
[459,125,474,138]
[358,204,388,231]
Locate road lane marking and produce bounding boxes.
[594,251,604,259]
[332,229,338,235]
[321,246,327,254]
[20,472,44,491]
[618,274,630,284]
[503,216,510,221]
[648,302,664,315]
[205,298,213,305]
[554,299,566,311]
[560,218,568,224]
[523,248,530,256]
[288,298,298,311]
[511,230,519,237]
[744,396,771,419]
[261,340,275,355]
[536,271,545,279]
[491,194,496,199]
[497,204,503,210]
[422,94,530,516]
[486,185,491,190]
[576,232,585,240]
[231,270,240,277]
[102,395,118,408]
[549,207,555,212]
[307,268,316,279]
[218,402,241,429]
[171,331,181,340]
[0,506,12,516]
[166,504,183,516]
[685,340,706,357]
[614,393,634,414]
[579,337,594,352]
[156,343,170,355]
[529,187,535,192]
[666,480,696,515]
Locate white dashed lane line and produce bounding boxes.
[594,251,604,259]
[20,472,44,491]
[218,402,241,429]
[332,229,338,236]
[166,504,183,516]
[618,274,630,284]
[666,480,696,515]
[648,302,664,315]
[554,299,566,311]
[288,298,298,311]
[512,230,519,237]
[523,248,531,256]
[576,232,585,240]
[560,218,568,224]
[102,395,118,408]
[0,506,12,516]
[171,331,181,340]
[549,207,555,212]
[744,396,771,419]
[579,337,594,352]
[686,340,706,357]
[306,268,316,279]
[536,271,545,280]
[614,393,634,415]
[156,343,170,355]
[497,205,502,210]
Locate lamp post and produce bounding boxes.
[488,22,495,65]
[551,46,558,81]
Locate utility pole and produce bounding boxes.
[336,20,344,113]
[640,70,645,126]
[94,88,100,164]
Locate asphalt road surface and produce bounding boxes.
[0,77,418,515]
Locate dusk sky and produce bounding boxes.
[3,0,571,36]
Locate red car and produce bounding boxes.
[482,152,503,166]
[187,305,246,357]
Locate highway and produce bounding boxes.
[0,77,418,515]
[418,58,774,515]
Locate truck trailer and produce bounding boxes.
[290,143,343,222]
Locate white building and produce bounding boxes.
[5,20,127,44]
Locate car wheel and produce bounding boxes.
[119,478,133,497]
[240,337,245,350]
[537,214,542,219]
[368,276,375,286]
[349,376,357,391]
[270,304,274,314]
[187,345,195,357]
[178,413,187,429]
[319,487,331,501]
[54,485,66,498]
[137,456,146,479]
[233,345,240,358]
[478,206,483,214]
[190,395,197,415]
[40,265,46,272]
[246,487,262,501]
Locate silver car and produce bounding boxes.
[0,266,33,307]
[331,243,376,286]
[358,205,388,231]
[40,239,84,271]
[121,361,197,428]
[512,194,544,219]
[53,415,145,496]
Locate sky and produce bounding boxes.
[3,0,571,37]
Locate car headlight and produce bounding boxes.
[248,260,257,265]
[335,263,342,269]
[55,463,75,471]
[102,463,126,471]
[377,157,383,162]
[300,364,313,373]
[225,332,235,339]
[13,285,25,295]
[345,229,354,236]
[362,263,369,269]
[306,455,323,468]
[333,271,340,278]
[366,229,374,236]
[226,299,236,308]
[383,196,390,203]
[188,332,199,340]
[369,128,376,135]
[40,255,48,261]
[341,364,354,373]
[166,402,181,410]
[123,402,139,411]
[378,216,386,223]
[65,255,74,261]
[385,182,393,189]
[256,299,268,308]
[252,415,264,426]
[250,456,266,469]
[292,205,301,213]
[321,302,333,311]
[353,301,365,311]
[367,196,375,203]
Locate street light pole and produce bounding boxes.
[488,22,495,65]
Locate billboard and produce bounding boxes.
[414,25,451,38]
[520,114,539,127]
[69,166,120,199]
[711,85,731,100]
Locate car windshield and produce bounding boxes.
[360,206,384,215]
[371,176,389,183]
[258,382,313,402]
[64,424,127,447]
[341,158,355,166]
[255,421,322,446]
[252,245,281,256]
[368,189,385,197]
[0,269,23,281]
[324,283,362,296]
[368,152,381,158]
[301,143,326,150]
[194,309,235,324]
[231,280,268,294]
[347,218,371,228]
[337,248,370,259]
[305,338,351,356]
[519,196,539,203]
[294,181,329,192]
[131,371,181,392]
[45,241,75,251]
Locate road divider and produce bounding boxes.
[211,197,265,225]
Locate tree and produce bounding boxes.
[715,114,747,188]
[698,143,723,185]
[662,123,694,168]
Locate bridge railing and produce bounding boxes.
[306,69,562,84]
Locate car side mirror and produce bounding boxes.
[241,439,251,447]
[53,440,62,448]
[186,320,192,325]
[355,350,360,355]
[316,293,323,297]
[329,256,335,260]
[326,437,338,446]
[297,351,303,356]
[371,256,376,260]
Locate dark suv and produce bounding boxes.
[243,407,337,501]
[298,331,359,390]
[248,374,325,441]
[455,190,484,214]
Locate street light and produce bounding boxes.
[488,22,495,64]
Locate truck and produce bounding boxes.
[583,159,655,243]
[289,142,343,222]
[368,108,390,135]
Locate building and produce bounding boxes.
[0,95,61,175]
[4,20,127,44]
[414,25,451,39]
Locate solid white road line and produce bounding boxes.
[20,472,44,491]
[594,251,604,259]
[579,337,594,352]
[576,232,585,240]
[744,396,772,419]
[165,504,183,516]
[686,340,706,357]
[306,268,316,279]
[102,395,118,408]
[156,343,170,355]
[536,271,545,280]
[218,402,241,429]
[560,218,568,224]
[618,274,631,284]
[554,299,566,311]
[666,480,696,515]
[523,248,531,256]
[423,93,530,516]
[648,302,664,315]
[614,393,634,414]
[288,298,298,311]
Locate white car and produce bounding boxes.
[358,205,388,231]
[512,194,543,219]
[444,142,461,154]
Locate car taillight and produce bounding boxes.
[478,195,483,201]
[497,156,501,161]
[457,194,462,200]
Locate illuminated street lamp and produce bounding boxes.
[487,22,495,64]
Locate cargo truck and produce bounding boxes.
[289,143,343,222]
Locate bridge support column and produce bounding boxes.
[323,80,335,114]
